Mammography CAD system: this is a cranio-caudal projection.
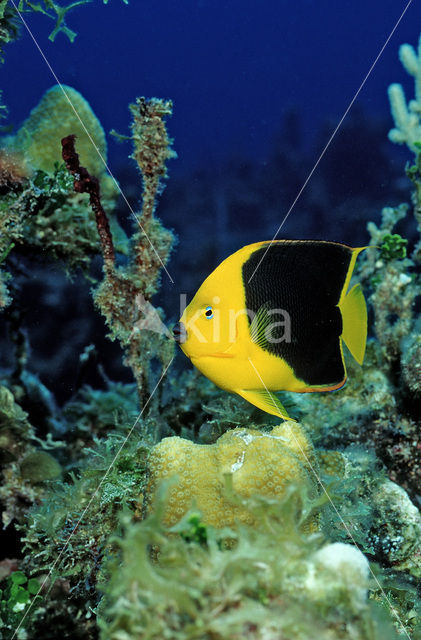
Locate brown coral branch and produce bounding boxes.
[61,135,115,271]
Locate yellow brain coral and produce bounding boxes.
[145,423,318,529]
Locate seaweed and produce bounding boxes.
[98,488,405,640]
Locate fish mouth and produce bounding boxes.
[172,321,187,344]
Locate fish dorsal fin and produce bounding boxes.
[339,283,367,365]
[249,302,273,350]
[235,388,295,421]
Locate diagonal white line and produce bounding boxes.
[11,357,174,640]
[9,0,175,284]
[247,356,412,640]
[248,0,414,284]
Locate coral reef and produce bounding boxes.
[362,204,418,364]
[368,479,421,578]
[0,19,421,640]
[0,1,19,62]
[86,97,176,403]
[13,86,111,185]
[0,83,131,306]
[0,75,177,637]
[145,422,318,529]
[388,34,421,154]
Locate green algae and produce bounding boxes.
[0,570,42,637]
[98,489,405,640]
[379,233,408,261]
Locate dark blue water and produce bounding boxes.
[2,0,420,174]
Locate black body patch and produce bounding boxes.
[242,241,353,386]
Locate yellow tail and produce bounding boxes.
[339,283,367,365]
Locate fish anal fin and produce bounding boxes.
[236,389,294,421]
[339,282,367,365]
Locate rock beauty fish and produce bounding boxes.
[173,240,367,420]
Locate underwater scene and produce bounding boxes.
[1,0,421,638]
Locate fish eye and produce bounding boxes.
[204,305,213,319]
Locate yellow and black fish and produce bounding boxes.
[173,240,367,420]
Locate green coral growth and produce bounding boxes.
[21,430,151,599]
[0,162,101,282]
[13,0,128,44]
[12,85,115,194]
[175,512,208,545]
[379,233,407,261]
[0,570,41,637]
[63,381,139,439]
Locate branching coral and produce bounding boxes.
[82,97,176,404]
[388,34,421,260]
[388,35,421,154]
[1,0,128,47]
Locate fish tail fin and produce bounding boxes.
[339,283,367,365]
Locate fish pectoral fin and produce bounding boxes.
[235,389,294,421]
[249,302,274,350]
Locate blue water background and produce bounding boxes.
[2,0,419,176]
[1,0,421,396]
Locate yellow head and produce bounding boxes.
[175,250,248,360]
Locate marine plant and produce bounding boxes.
[0,570,41,636]
[99,490,404,640]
